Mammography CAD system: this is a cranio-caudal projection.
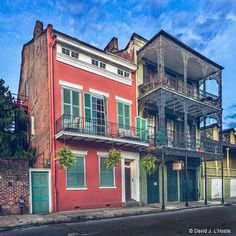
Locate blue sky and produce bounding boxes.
[0,0,236,128]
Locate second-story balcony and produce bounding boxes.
[139,75,220,109]
[148,129,222,157]
[55,114,149,148]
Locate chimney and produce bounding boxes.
[104,37,119,53]
[33,20,43,39]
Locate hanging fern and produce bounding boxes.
[105,148,121,168]
[55,145,76,169]
[141,155,160,175]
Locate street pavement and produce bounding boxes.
[1,205,236,236]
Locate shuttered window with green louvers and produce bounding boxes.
[99,156,115,187]
[117,101,130,129]
[62,88,80,125]
[136,116,147,141]
[66,156,85,188]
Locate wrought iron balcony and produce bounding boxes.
[55,114,149,148]
[148,129,221,153]
[139,76,220,108]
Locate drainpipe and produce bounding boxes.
[47,25,57,212]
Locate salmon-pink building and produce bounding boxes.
[19,21,148,213]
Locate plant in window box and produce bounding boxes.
[55,145,76,169]
[141,155,160,175]
[106,148,122,168]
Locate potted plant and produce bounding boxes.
[105,148,122,168]
[55,145,76,169]
[141,155,160,175]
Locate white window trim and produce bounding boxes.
[115,96,132,105]
[98,154,116,189]
[89,88,109,98]
[66,151,87,190]
[66,187,88,191]
[59,80,83,90]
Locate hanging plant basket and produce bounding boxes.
[141,155,160,175]
[105,148,121,168]
[55,145,76,169]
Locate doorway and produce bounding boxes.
[147,168,159,204]
[125,161,132,200]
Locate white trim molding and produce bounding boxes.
[66,187,88,191]
[97,151,108,156]
[89,88,110,98]
[29,168,52,214]
[72,150,88,155]
[120,151,140,203]
[59,80,83,90]
[115,96,133,105]
[55,34,137,71]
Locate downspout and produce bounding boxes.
[47,25,57,212]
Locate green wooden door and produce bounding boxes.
[32,172,49,214]
[180,169,198,202]
[147,168,159,204]
[167,165,178,202]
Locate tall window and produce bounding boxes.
[62,88,80,124]
[84,93,107,135]
[117,101,130,129]
[67,155,85,188]
[99,156,115,187]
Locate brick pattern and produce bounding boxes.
[0,158,29,215]
[18,29,50,168]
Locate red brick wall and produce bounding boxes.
[18,31,50,168]
[0,158,29,215]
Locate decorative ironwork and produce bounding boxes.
[55,114,148,143]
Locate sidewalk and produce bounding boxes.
[0,200,233,232]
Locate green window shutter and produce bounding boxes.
[136,116,141,138]
[84,93,92,132]
[67,156,85,188]
[136,116,147,141]
[117,102,130,129]
[124,104,130,129]
[67,164,77,188]
[100,157,114,187]
[72,91,80,117]
[141,118,147,141]
[117,102,124,128]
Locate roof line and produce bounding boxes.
[52,29,136,66]
[137,29,224,70]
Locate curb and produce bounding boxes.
[0,203,227,232]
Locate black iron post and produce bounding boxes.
[221,157,224,204]
[161,146,165,210]
[185,151,188,207]
[204,156,207,205]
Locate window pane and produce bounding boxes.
[100,157,114,187]
[67,156,85,188]
[118,102,123,116]
[124,104,130,118]
[72,91,79,106]
[63,89,70,104]
[73,107,79,117]
[64,104,71,115]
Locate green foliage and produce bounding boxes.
[55,145,76,169]
[0,78,32,158]
[141,156,160,175]
[106,148,121,168]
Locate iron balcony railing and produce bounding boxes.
[55,114,148,143]
[139,75,220,108]
[148,129,221,153]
